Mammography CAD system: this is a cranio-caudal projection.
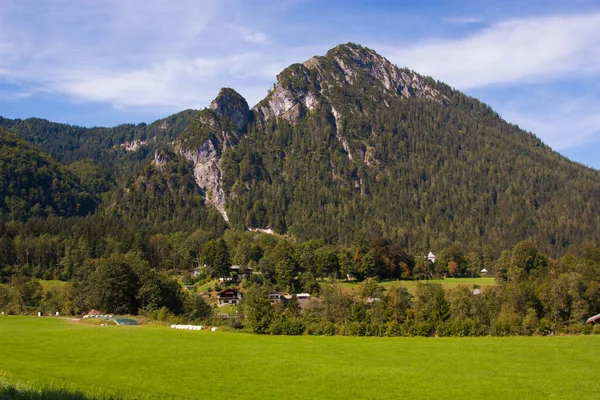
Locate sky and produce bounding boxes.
[0,0,599,169]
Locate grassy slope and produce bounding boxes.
[339,277,497,294]
[39,280,67,292]
[1,316,598,399]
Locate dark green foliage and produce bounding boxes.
[242,284,274,334]
[0,129,99,220]
[212,238,231,278]
[100,149,226,235]
[414,283,451,325]
[80,254,140,314]
[71,252,183,315]
[184,294,213,322]
[0,110,198,165]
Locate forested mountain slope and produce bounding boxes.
[0,129,98,220]
[1,43,599,257]
[218,43,600,255]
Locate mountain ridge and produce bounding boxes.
[0,42,598,256]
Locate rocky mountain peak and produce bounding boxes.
[322,42,446,102]
[209,88,249,133]
[253,43,447,125]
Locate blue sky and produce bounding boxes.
[1,0,599,169]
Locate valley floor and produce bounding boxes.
[0,316,598,399]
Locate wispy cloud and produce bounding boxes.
[50,53,272,109]
[386,13,600,89]
[443,16,484,24]
[496,87,600,150]
[0,0,277,110]
[229,26,273,45]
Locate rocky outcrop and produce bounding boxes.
[253,64,321,124]
[331,106,353,161]
[121,139,147,152]
[180,139,229,222]
[252,42,448,167]
[209,88,250,133]
[253,43,447,127]
[171,90,251,222]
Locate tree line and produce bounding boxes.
[1,225,599,336]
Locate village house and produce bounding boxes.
[270,292,284,304]
[217,289,242,307]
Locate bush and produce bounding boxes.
[385,321,402,337]
[437,318,478,337]
[269,319,305,335]
[536,318,555,335]
[342,321,367,336]
[305,322,337,336]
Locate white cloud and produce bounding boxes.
[50,53,268,109]
[378,12,600,150]
[0,0,278,109]
[386,13,600,89]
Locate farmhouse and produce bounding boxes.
[217,289,241,307]
[270,292,284,304]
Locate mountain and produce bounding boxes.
[2,43,599,256]
[0,128,99,220]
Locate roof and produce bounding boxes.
[481,268,489,273]
[217,288,239,297]
[586,313,600,324]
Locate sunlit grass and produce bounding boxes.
[1,316,598,399]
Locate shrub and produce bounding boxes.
[305,322,337,336]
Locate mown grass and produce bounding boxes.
[1,316,598,399]
[339,277,497,294]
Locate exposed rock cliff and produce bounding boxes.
[174,88,250,222]
[210,87,250,133]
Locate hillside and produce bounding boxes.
[1,43,599,256]
[0,129,98,220]
[194,43,600,255]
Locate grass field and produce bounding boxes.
[39,280,68,292]
[339,277,497,294]
[1,316,599,399]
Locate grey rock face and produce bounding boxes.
[252,43,447,127]
[180,140,229,222]
[209,88,250,133]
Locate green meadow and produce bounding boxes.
[1,317,598,399]
[340,277,497,294]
